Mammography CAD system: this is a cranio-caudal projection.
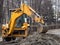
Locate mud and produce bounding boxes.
[0,32,60,45]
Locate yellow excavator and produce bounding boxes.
[2,4,47,41]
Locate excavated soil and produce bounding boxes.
[0,32,60,45]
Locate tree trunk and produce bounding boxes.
[0,0,3,34]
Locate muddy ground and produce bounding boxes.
[0,29,60,45]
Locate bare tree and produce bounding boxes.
[26,0,54,24]
[0,0,3,23]
[3,0,54,25]
[0,0,3,33]
[40,0,54,24]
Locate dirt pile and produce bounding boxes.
[1,32,60,45]
[20,32,60,45]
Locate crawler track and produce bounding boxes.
[0,32,60,45]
